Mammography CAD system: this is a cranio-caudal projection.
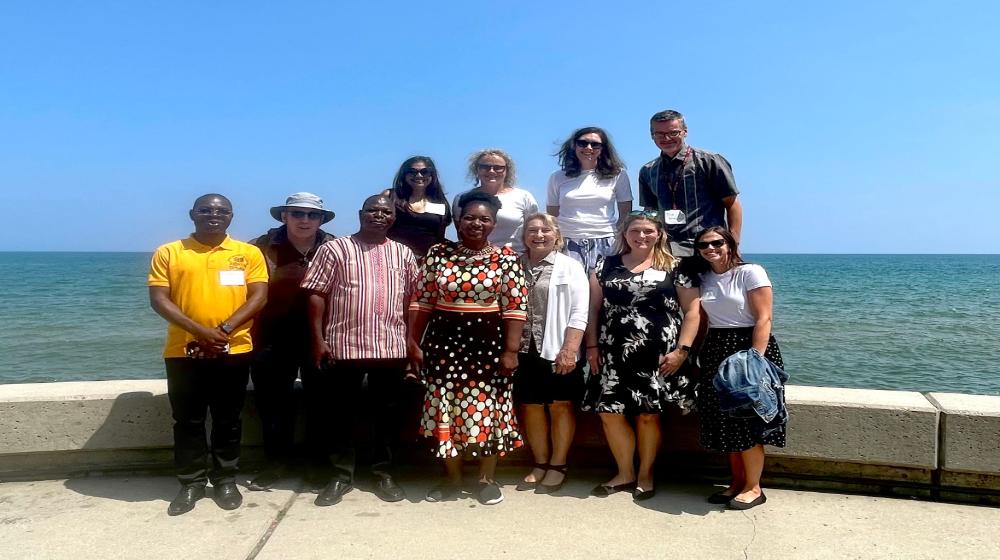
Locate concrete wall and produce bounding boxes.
[1,380,999,502]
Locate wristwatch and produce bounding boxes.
[679,345,692,354]
[219,322,235,335]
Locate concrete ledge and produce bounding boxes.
[2,379,998,501]
[927,392,1000,474]
[772,386,939,469]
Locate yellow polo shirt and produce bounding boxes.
[148,235,268,358]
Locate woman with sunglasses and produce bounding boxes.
[584,211,700,501]
[454,149,538,252]
[386,156,452,257]
[547,127,632,273]
[682,226,785,511]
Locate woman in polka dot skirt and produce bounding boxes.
[682,226,786,511]
[407,190,528,506]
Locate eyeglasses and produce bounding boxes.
[651,130,685,140]
[477,163,507,173]
[288,210,325,221]
[405,168,435,177]
[695,239,726,250]
[575,139,603,149]
[194,207,232,216]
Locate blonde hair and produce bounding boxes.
[522,213,565,251]
[467,148,517,188]
[613,214,676,271]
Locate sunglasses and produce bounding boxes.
[651,130,685,140]
[695,239,726,250]
[288,210,325,221]
[628,210,660,220]
[575,139,603,149]
[194,207,232,216]
[477,163,507,173]
[405,168,435,177]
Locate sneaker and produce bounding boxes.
[477,481,503,505]
[425,482,460,502]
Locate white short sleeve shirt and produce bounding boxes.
[699,263,772,328]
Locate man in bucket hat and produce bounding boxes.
[247,192,336,491]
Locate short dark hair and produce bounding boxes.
[650,109,686,129]
[390,155,447,207]
[556,126,626,180]
[192,193,231,209]
[679,226,745,277]
[456,189,502,218]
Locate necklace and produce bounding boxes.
[459,242,494,256]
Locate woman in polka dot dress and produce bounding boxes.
[682,226,786,511]
[407,190,528,506]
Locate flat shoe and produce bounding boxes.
[535,464,568,495]
[632,486,656,501]
[248,468,282,492]
[728,492,767,510]
[373,475,406,503]
[590,481,636,497]
[167,485,206,516]
[515,462,548,492]
[315,480,353,507]
[708,490,737,504]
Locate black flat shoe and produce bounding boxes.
[516,462,548,492]
[727,492,766,510]
[373,475,406,503]
[632,486,656,501]
[534,465,568,495]
[708,490,737,504]
[590,481,636,497]
[167,485,206,516]
[248,468,282,492]
[213,482,243,511]
[315,480,353,507]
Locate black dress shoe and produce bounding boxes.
[373,475,406,503]
[632,486,656,502]
[315,480,353,507]
[727,492,766,510]
[213,482,243,510]
[167,485,206,516]
[590,481,636,497]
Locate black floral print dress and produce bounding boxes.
[588,254,698,414]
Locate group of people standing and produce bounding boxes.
[148,108,786,517]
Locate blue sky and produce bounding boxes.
[1,1,997,253]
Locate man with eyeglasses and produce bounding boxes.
[246,193,337,492]
[148,193,269,516]
[638,109,743,256]
[300,193,419,506]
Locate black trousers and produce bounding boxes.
[304,359,406,483]
[250,343,317,464]
[165,355,250,487]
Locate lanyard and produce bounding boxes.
[666,147,693,210]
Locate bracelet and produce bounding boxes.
[586,345,598,349]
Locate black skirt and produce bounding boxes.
[696,327,787,453]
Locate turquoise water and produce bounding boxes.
[1,252,998,395]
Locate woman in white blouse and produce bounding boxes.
[454,148,538,252]
[513,213,589,495]
[546,127,632,273]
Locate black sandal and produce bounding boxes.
[534,464,568,495]
[515,462,548,491]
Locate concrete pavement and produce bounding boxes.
[2,468,999,560]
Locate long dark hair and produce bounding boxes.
[679,226,746,276]
[391,156,448,207]
[556,126,625,180]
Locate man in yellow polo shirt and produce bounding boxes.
[148,193,268,516]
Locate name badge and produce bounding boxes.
[424,202,446,216]
[219,270,246,286]
[663,209,686,225]
[642,268,667,283]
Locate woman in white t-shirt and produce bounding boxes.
[546,127,632,273]
[453,148,538,252]
[682,226,786,511]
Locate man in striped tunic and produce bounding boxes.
[300,193,419,506]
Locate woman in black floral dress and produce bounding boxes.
[584,211,701,501]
